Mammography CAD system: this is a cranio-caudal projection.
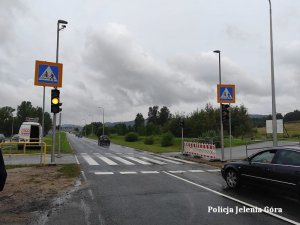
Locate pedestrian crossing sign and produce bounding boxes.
[34,60,63,87]
[217,84,235,103]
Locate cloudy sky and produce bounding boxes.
[1,0,300,125]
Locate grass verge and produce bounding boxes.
[57,164,81,178]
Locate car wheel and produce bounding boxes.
[225,169,239,189]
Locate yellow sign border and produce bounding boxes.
[34,60,63,87]
[217,84,236,103]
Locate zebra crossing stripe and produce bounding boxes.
[162,156,197,164]
[125,156,152,165]
[139,157,167,165]
[94,153,118,165]
[112,156,135,165]
[153,156,182,164]
[81,153,99,165]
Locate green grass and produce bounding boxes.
[57,164,81,178]
[110,135,182,153]
[256,122,300,141]
[109,135,252,153]
[43,132,73,154]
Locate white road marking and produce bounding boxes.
[141,171,160,174]
[207,169,221,172]
[88,189,94,200]
[94,172,114,175]
[139,156,167,165]
[188,170,204,173]
[81,154,99,165]
[161,156,197,164]
[125,156,152,165]
[153,156,183,164]
[169,170,186,174]
[120,171,137,174]
[94,153,118,165]
[112,156,135,165]
[81,171,87,182]
[74,155,80,164]
[163,172,299,225]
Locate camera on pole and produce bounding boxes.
[51,89,62,114]
[222,104,230,121]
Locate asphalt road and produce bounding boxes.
[42,134,300,225]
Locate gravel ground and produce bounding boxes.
[0,166,79,225]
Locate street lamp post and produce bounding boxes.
[51,19,68,163]
[268,0,278,147]
[82,119,87,136]
[214,50,225,161]
[98,107,105,136]
[89,114,94,135]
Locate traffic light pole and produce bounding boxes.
[181,127,184,154]
[40,86,45,164]
[217,53,225,161]
[229,104,232,161]
[51,21,60,164]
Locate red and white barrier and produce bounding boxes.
[183,142,216,160]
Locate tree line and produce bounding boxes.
[0,101,52,137]
[83,104,254,139]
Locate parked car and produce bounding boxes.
[98,135,110,146]
[0,134,5,143]
[221,147,300,199]
[10,134,19,142]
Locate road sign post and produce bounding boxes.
[34,60,63,164]
[217,84,236,161]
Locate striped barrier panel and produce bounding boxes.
[183,142,217,160]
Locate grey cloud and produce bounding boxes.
[168,53,268,98]
[0,0,26,46]
[224,25,252,41]
[81,23,206,110]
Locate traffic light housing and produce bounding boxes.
[222,104,230,121]
[51,89,62,114]
[179,119,185,128]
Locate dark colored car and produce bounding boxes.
[221,147,300,198]
[98,135,110,146]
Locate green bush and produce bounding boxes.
[125,132,139,142]
[144,136,154,145]
[161,132,174,147]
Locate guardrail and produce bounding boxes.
[0,141,47,164]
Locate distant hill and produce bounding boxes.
[249,114,267,119]
[105,121,135,127]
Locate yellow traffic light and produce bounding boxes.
[52,97,59,105]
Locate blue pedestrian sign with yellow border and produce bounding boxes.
[217,84,235,103]
[34,60,63,87]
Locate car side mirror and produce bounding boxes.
[246,157,251,164]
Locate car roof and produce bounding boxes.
[275,146,300,152]
[254,146,300,153]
